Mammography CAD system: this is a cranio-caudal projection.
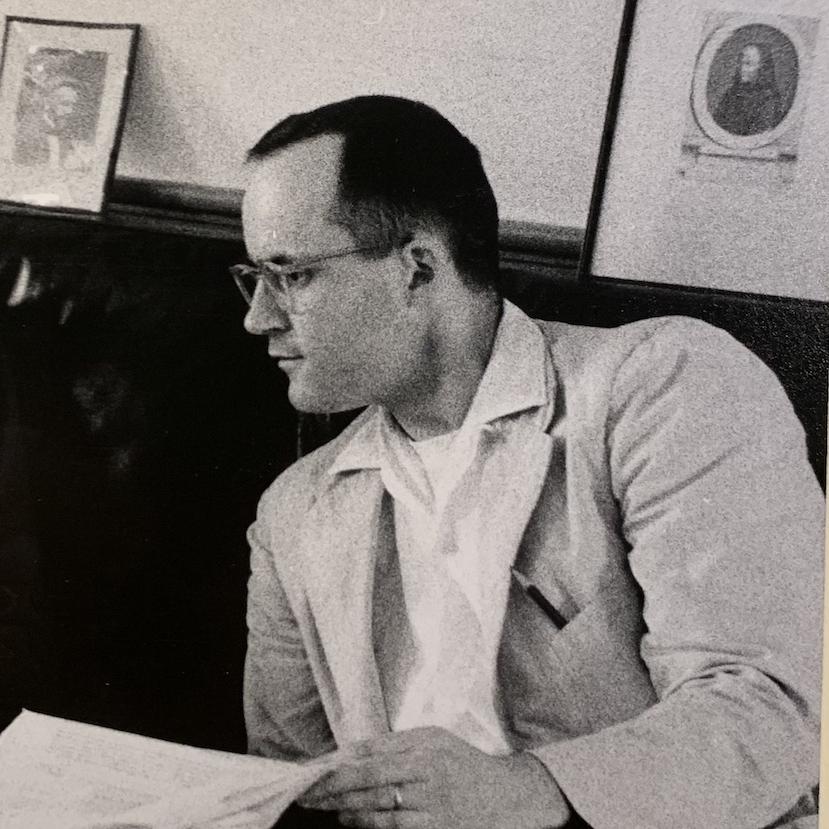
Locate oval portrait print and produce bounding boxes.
[692,20,802,151]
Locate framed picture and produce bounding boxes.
[579,0,827,302]
[0,17,139,215]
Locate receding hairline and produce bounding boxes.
[245,128,345,163]
[242,127,457,261]
[242,132,349,229]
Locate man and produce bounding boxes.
[713,41,785,136]
[14,75,95,171]
[238,96,823,828]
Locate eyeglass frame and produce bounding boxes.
[229,245,385,312]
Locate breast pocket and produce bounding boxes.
[498,577,658,744]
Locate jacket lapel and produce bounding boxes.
[463,421,555,647]
[297,469,390,744]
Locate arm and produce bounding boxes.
[534,320,823,828]
[244,500,336,761]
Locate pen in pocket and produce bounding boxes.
[510,567,568,630]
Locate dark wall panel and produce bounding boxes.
[0,217,296,751]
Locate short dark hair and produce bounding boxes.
[44,75,85,95]
[247,95,500,289]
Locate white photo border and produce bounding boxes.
[0,17,139,215]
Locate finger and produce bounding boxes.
[338,809,428,829]
[301,760,423,802]
[306,781,428,812]
[307,786,397,812]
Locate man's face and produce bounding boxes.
[740,45,762,84]
[43,84,79,134]
[241,134,421,413]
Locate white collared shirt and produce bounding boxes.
[329,300,554,754]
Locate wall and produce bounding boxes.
[590,0,829,301]
[0,0,624,229]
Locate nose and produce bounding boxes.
[243,282,291,336]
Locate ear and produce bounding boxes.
[400,233,441,292]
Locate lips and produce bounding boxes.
[268,347,301,360]
[270,352,303,371]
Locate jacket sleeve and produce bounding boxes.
[243,487,337,761]
[532,319,824,829]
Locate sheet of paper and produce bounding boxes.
[0,710,334,829]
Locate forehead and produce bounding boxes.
[242,133,347,260]
[50,85,79,102]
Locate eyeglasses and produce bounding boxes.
[229,245,381,313]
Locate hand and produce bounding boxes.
[64,141,95,171]
[299,726,570,828]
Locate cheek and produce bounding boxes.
[301,289,395,360]
[287,278,407,402]
[289,313,371,395]
[292,311,353,363]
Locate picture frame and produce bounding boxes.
[579,0,827,303]
[0,17,139,216]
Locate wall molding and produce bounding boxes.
[107,177,243,240]
[105,177,584,268]
[0,177,583,270]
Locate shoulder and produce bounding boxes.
[255,407,374,519]
[537,314,755,383]
[537,315,792,432]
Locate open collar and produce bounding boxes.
[328,300,553,478]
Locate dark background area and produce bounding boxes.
[0,203,825,766]
[0,214,297,753]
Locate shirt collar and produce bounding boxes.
[462,299,549,427]
[329,300,550,476]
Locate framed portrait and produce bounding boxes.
[0,17,139,215]
[580,0,827,302]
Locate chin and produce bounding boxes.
[286,381,365,415]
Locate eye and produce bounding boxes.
[283,268,315,289]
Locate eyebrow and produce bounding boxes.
[249,252,300,267]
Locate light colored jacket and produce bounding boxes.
[245,315,824,829]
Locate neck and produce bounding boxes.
[389,292,502,441]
